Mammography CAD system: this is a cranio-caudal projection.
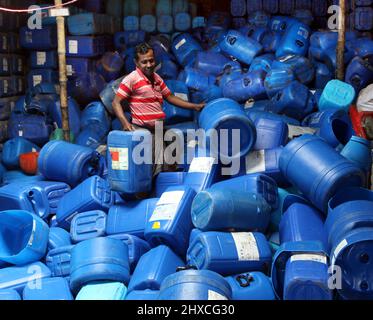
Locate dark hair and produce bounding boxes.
[135,42,154,61]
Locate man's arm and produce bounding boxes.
[165,94,205,111]
[112,95,134,131]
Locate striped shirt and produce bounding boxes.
[116,67,171,128]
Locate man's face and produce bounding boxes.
[135,49,156,78]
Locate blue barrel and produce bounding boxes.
[275,21,310,58]
[19,26,57,50]
[70,237,130,293]
[162,80,193,124]
[56,175,114,229]
[48,227,72,250]
[171,33,203,67]
[144,185,196,256]
[157,15,173,33]
[156,0,172,16]
[2,137,40,169]
[354,7,373,31]
[351,39,373,58]
[223,70,267,102]
[218,62,243,88]
[23,277,73,300]
[341,136,372,175]
[114,31,146,49]
[263,0,279,14]
[249,54,275,74]
[107,234,151,273]
[198,98,257,161]
[123,0,139,16]
[225,272,275,300]
[311,31,357,53]
[269,16,296,33]
[45,245,74,277]
[219,30,262,66]
[254,117,288,150]
[279,134,366,212]
[96,52,124,82]
[301,109,354,148]
[70,210,107,243]
[179,66,215,91]
[106,198,158,238]
[75,125,105,150]
[107,130,152,194]
[155,59,179,80]
[345,55,373,93]
[264,67,295,98]
[273,55,315,85]
[293,9,314,26]
[128,245,184,292]
[322,46,355,73]
[314,62,333,89]
[2,171,44,185]
[27,69,59,88]
[123,16,139,31]
[174,13,191,32]
[126,289,159,300]
[81,101,111,133]
[0,262,51,294]
[172,0,188,16]
[194,52,231,76]
[38,140,104,187]
[0,210,49,265]
[261,31,283,53]
[268,81,315,121]
[140,15,157,33]
[76,281,127,300]
[248,10,270,28]
[193,17,206,29]
[155,172,186,197]
[318,80,355,112]
[246,0,263,14]
[187,231,272,275]
[206,11,231,29]
[191,188,271,232]
[159,269,232,300]
[231,0,246,17]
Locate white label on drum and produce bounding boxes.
[298,27,309,39]
[208,290,228,300]
[157,190,185,205]
[3,79,8,93]
[231,232,260,261]
[18,130,23,136]
[66,64,73,76]
[3,58,8,72]
[290,253,327,265]
[331,239,348,267]
[188,157,215,174]
[245,150,265,174]
[69,40,78,54]
[109,147,129,170]
[175,38,186,50]
[33,75,42,87]
[174,92,188,101]
[2,36,7,50]
[288,125,317,139]
[36,52,46,66]
[18,79,23,92]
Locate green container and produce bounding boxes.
[50,128,75,142]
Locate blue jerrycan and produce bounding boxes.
[38,140,105,187]
[2,137,40,169]
[301,109,354,148]
[107,130,152,195]
[325,188,373,299]
[293,9,314,26]
[0,210,49,266]
[144,185,196,256]
[56,175,114,230]
[45,245,75,277]
[155,172,187,197]
[345,55,373,93]
[23,277,73,300]
[198,98,257,161]
[254,117,289,150]
[70,210,107,243]
[261,31,282,53]
[80,100,111,131]
[279,134,366,213]
[69,237,130,293]
[225,272,275,300]
[194,52,231,77]
[191,188,271,232]
[96,51,124,82]
[318,80,356,112]
[155,59,179,80]
[219,30,263,66]
[179,66,215,91]
[126,289,159,300]
[1,171,44,185]
[264,66,295,98]
[48,227,72,250]
[0,181,70,220]
[106,198,159,239]
[171,33,203,67]
[249,54,275,74]
[271,196,332,300]
[158,269,232,300]
[223,70,267,102]
[187,231,272,275]
[276,21,310,58]
[76,281,127,300]
[268,81,315,121]
[314,62,333,89]
[128,245,184,292]
[269,16,296,33]
[107,234,151,273]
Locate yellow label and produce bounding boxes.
[152,221,161,229]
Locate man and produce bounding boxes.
[112,42,205,176]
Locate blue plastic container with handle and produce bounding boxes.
[2,137,40,169]
[76,281,127,300]
[23,277,73,300]
[45,245,75,277]
[254,117,289,150]
[70,210,107,243]
[318,80,355,112]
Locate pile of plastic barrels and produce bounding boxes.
[0,0,372,300]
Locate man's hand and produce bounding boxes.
[194,103,206,112]
[123,123,135,131]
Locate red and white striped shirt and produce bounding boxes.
[116,67,171,128]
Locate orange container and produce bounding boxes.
[19,152,40,175]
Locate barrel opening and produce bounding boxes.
[332,119,352,145]
[360,253,370,264]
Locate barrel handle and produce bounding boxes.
[235,274,254,287]
[227,36,237,46]
[296,40,305,48]
[243,78,251,87]
[27,188,49,219]
[176,265,198,272]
